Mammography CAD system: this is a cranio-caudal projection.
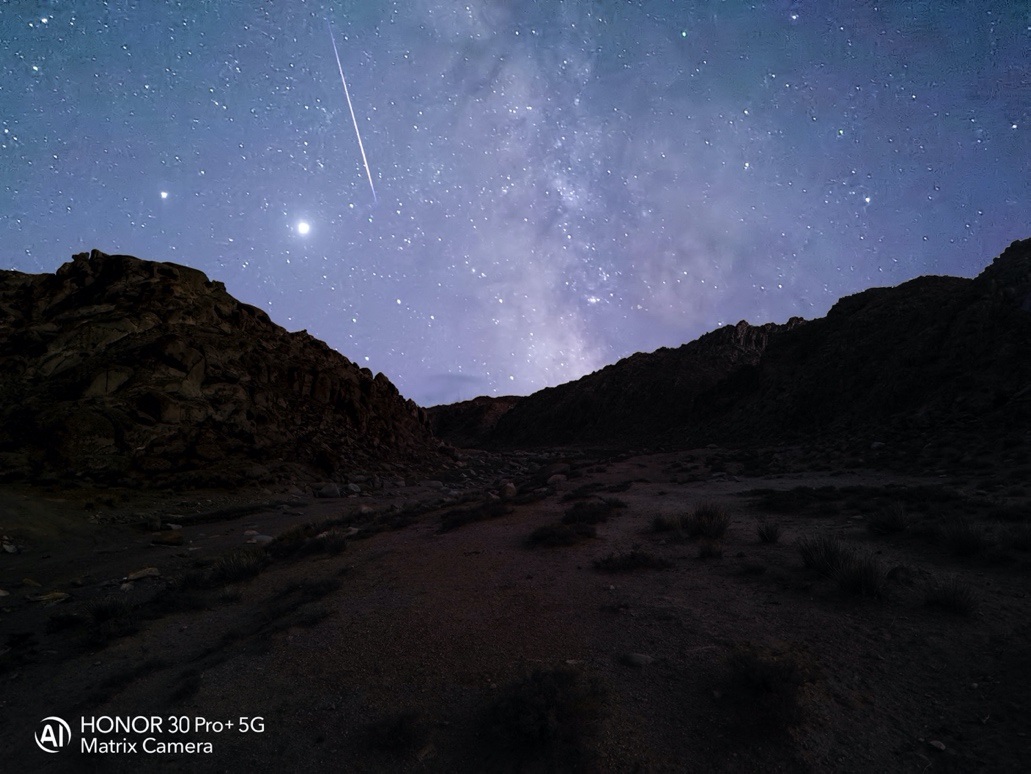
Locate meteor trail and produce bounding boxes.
[327,21,377,204]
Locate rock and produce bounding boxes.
[424,480,444,490]
[28,591,70,605]
[127,567,161,581]
[249,534,274,544]
[928,740,946,751]
[151,531,183,546]
[619,653,655,668]
[501,482,517,499]
[0,589,9,597]
[22,578,41,587]
[346,483,361,494]
[317,484,341,498]
[0,250,442,486]
[547,474,567,485]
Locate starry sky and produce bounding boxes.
[2,1,1028,406]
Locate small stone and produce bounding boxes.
[120,582,134,592]
[127,567,160,581]
[244,529,259,536]
[619,653,655,668]
[0,589,9,597]
[22,578,42,587]
[346,483,361,494]
[249,534,274,544]
[501,482,518,499]
[152,531,183,546]
[317,483,341,498]
[928,740,946,751]
[424,480,444,490]
[29,591,70,605]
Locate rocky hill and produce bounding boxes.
[0,250,440,486]
[433,238,1031,451]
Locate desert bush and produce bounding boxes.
[940,519,991,557]
[593,550,671,573]
[562,498,625,526]
[560,483,604,502]
[526,523,595,548]
[439,500,511,533]
[483,668,604,769]
[755,519,781,544]
[268,522,348,558]
[924,575,978,615]
[834,552,888,599]
[687,503,730,539]
[866,503,908,535]
[206,546,269,585]
[797,534,850,576]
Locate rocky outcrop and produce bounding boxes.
[0,250,440,485]
[437,238,1031,450]
[426,395,521,448]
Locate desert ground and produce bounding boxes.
[1,443,1029,772]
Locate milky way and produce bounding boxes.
[1,1,1028,405]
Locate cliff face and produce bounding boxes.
[434,238,1031,450]
[0,250,439,485]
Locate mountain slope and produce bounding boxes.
[435,238,1031,450]
[0,249,439,485]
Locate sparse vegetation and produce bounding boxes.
[439,500,511,532]
[924,575,978,615]
[562,498,626,526]
[526,523,596,548]
[688,503,730,539]
[797,534,849,576]
[756,518,781,544]
[940,519,992,557]
[834,552,889,599]
[482,668,605,770]
[206,546,269,585]
[266,521,349,558]
[593,550,671,572]
[865,503,908,535]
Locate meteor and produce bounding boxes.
[327,20,377,204]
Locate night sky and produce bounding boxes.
[2,2,1028,406]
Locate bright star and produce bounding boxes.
[296,221,311,235]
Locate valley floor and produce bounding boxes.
[1,446,1029,772]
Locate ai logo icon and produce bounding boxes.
[35,716,72,753]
